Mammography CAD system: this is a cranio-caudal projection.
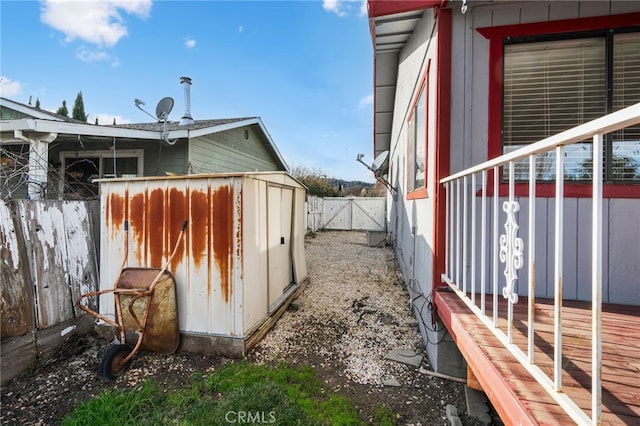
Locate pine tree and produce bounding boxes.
[72,91,88,122]
[56,100,69,117]
[35,98,41,109]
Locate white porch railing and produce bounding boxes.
[440,102,640,425]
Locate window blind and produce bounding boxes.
[503,38,606,181]
[612,32,640,181]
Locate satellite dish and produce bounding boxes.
[371,151,389,172]
[155,97,174,121]
[355,150,396,198]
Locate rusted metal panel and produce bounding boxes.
[208,177,243,336]
[0,200,33,338]
[99,172,305,340]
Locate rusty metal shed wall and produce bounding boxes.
[98,172,306,339]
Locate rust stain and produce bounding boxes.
[190,190,209,269]
[169,188,186,271]
[236,188,243,279]
[147,188,165,268]
[109,193,124,237]
[212,184,234,304]
[129,192,145,265]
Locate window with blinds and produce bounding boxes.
[502,31,640,183]
[612,33,640,182]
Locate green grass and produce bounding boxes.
[372,404,398,426]
[62,361,362,425]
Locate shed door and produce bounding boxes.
[267,185,294,309]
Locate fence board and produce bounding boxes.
[0,199,99,384]
[62,202,99,314]
[0,201,34,338]
[18,201,73,329]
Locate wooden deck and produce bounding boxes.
[433,288,640,425]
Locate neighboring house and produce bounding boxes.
[368,0,639,424]
[0,83,287,200]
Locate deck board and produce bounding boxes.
[434,289,640,425]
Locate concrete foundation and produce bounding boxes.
[414,298,466,378]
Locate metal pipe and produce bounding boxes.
[528,154,536,364]
[591,133,603,425]
[553,146,564,391]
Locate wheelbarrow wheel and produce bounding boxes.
[99,344,132,380]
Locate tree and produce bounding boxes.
[72,91,88,122]
[56,100,69,117]
[290,164,340,197]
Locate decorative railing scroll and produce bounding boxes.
[499,200,523,304]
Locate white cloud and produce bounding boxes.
[185,38,196,49]
[40,0,152,47]
[0,76,22,97]
[358,94,373,108]
[322,0,346,17]
[77,46,110,62]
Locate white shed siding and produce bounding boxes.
[446,1,640,304]
[98,172,307,340]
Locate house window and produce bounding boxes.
[408,84,427,196]
[503,30,640,182]
[60,150,143,198]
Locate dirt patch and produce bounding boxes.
[1,231,499,425]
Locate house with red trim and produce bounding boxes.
[367,1,639,424]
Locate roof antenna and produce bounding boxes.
[134,98,157,121]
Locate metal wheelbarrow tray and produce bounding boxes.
[77,220,187,380]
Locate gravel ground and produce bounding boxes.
[250,231,494,425]
[1,230,497,425]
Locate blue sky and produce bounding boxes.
[1,0,376,182]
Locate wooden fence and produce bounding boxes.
[306,196,386,232]
[0,199,100,384]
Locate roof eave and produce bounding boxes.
[368,1,447,159]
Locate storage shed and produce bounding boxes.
[96,171,307,356]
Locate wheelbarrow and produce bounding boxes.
[78,220,188,380]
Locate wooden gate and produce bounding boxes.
[321,197,385,231]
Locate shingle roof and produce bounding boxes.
[108,117,257,131]
[0,96,86,123]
